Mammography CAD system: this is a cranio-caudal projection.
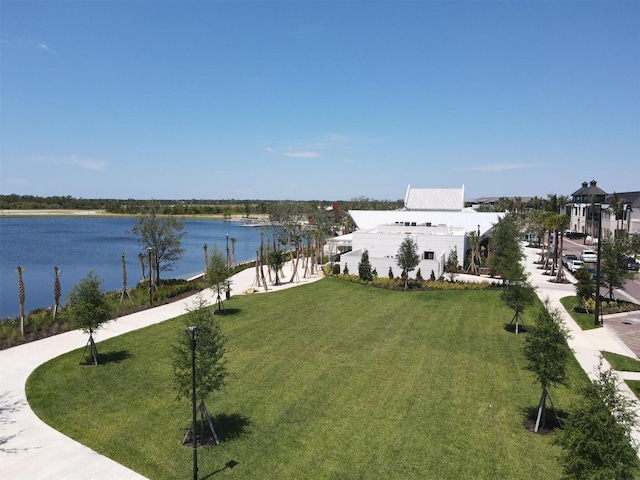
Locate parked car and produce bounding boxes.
[622,256,640,271]
[580,249,598,263]
[585,266,600,280]
[562,254,578,267]
[567,259,584,273]
[565,231,586,239]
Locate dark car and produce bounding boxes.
[582,266,602,280]
[565,231,586,239]
[623,256,640,271]
[562,254,578,267]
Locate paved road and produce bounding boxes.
[560,237,640,302]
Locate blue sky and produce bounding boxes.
[1,1,638,202]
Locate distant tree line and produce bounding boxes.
[0,194,402,218]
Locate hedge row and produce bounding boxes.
[330,272,496,291]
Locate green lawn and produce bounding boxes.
[27,278,588,479]
[559,296,601,331]
[602,351,640,372]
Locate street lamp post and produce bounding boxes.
[186,326,200,480]
[594,204,609,326]
[226,233,231,300]
[147,247,153,307]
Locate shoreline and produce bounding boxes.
[0,209,266,221]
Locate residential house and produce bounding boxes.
[568,180,640,238]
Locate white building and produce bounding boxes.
[330,185,504,278]
[568,180,640,238]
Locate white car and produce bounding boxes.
[567,259,584,273]
[580,249,597,263]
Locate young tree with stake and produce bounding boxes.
[523,301,571,432]
[206,246,231,314]
[67,271,113,365]
[500,280,536,334]
[172,295,228,445]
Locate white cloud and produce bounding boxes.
[38,42,55,53]
[33,154,108,171]
[284,151,321,159]
[68,155,108,171]
[265,147,275,153]
[456,163,535,172]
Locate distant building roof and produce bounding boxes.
[571,180,607,198]
[610,191,640,208]
[348,210,502,238]
[403,184,464,211]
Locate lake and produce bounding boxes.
[0,216,265,318]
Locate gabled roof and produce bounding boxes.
[348,210,503,238]
[403,184,465,211]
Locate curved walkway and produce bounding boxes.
[3,251,640,478]
[0,262,323,480]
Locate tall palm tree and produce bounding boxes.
[554,214,570,282]
[203,243,208,271]
[230,237,237,268]
[610,193,626,232]
[53,266,61,319]
[120,253,132,303]
[557,195,570,215]
[138,252,146,282]
[17,266,25,336]
[588,195,597,242]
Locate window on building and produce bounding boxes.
[423,251,434,260]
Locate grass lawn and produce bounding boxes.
[27,278,588,479]
[559,296,601,331]
[602,351,640,372]
[627,381,640,398]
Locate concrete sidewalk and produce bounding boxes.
[0,261,323,480]
[522,245,640,451]
[3,249,640,478]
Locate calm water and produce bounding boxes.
[0,216,264,318]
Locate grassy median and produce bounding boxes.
[27,278,587,479]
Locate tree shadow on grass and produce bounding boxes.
[213,412,251,442]
[217,308,241,317]
[98,350,133,365]
[202,459,240,478]
[198,413,249,478]
[521,405,569,435]
[503,323,529,334]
